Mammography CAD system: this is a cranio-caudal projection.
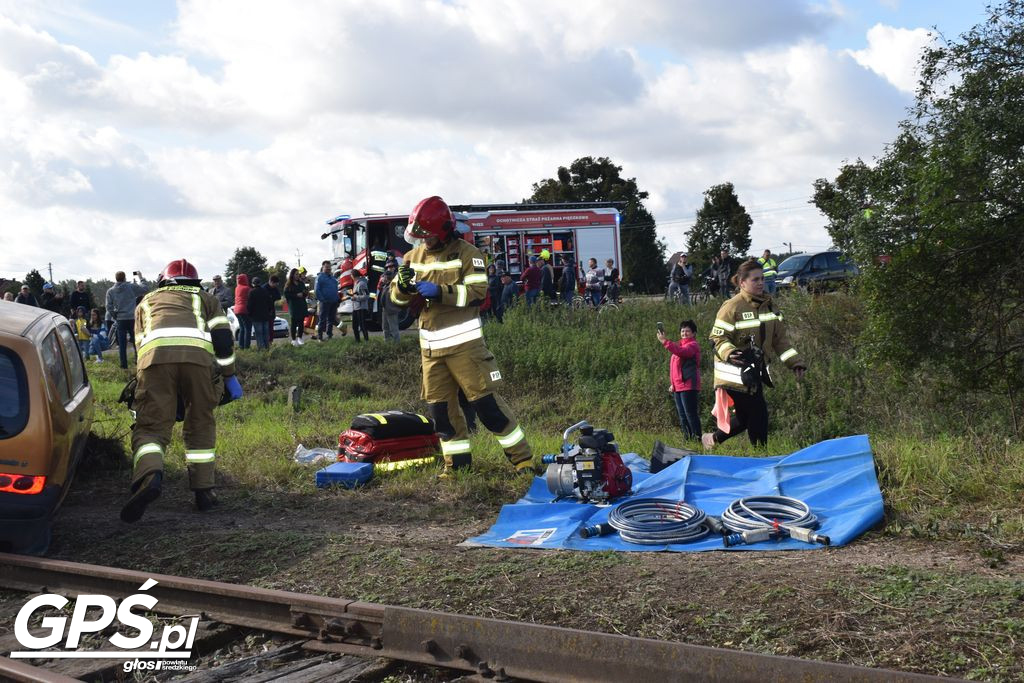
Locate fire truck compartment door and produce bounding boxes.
[575,227,615,268]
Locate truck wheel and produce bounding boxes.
[398,308,417,330]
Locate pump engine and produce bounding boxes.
[543,421,632,503]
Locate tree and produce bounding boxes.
[528,156,667,293]
[225,247,269,285]
[685,182,753,268]
[812,0,1024,433]
[272,260,290,284]
[23,269,45,296]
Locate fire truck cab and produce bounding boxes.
[321,202,622,329]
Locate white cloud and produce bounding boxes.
[0,1,931,281]
[848,23,933,93]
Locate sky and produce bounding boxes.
[0,0,992,282]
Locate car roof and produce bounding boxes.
[0,302,61,338]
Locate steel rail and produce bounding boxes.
[0,553,956,683]
[0,656,82,683]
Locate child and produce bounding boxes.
[87,308,107,362]
[73,307,91,358]
[656,320,702,440]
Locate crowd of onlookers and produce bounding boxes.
[666,248,779,303]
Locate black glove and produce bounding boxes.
[397,264,416,294]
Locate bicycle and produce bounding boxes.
[574,290,619,311]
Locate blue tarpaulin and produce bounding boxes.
[464,435,883,551]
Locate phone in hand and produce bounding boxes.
[656,322,665,333]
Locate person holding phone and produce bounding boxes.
[656,320,702,440]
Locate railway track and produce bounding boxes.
[0,553,956,682]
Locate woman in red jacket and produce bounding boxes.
[657,319,702,440]
[233,273,252,349]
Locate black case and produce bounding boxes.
[650,440,699,474]
[350,411,436,439]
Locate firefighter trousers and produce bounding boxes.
[421,341,532,469]
[130,362,222,491]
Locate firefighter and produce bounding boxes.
[391,196,533,475]
[120,259,242,523]
[337,258,354,337]
[704,259,806,449]
[369,238,389,275]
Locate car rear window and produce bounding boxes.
[41,331,71,404]
[0,348,29,439]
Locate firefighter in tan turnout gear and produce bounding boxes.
[391,196,534,475]
[120,259,242,523]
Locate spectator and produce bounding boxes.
[540,251,556,301]
[284,268,309,346]
[523,255,542,307]
[69,281,93,313]
[717,249,734,298]
[500,271,518,311]
[657,319,702,440]
[247,277,275,350]
[584,258,605,308]
[233,273,252,349]
[378,261,402,342]
[15,285,37,306]
[669,254,693,304]
[486,263,504,323]
[40,283,64,315]
[314,260,340,341]
[558,255,576,305]
[351,269,370,342]
[605,258,620,303]
[73,306,91,357]
[701,257,721,297]
[87,308,106,362]
[2,292,14,302]
[105,270,150,368]
[209,275,233,311]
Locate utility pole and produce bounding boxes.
[47,262,53,284]
[294,249,303,268]
[784,242,793,255]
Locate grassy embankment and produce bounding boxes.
[87,291,1024,542]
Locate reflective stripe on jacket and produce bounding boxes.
[758,257,778,279]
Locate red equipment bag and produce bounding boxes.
[338,410,440,471]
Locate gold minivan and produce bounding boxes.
[0,302,94,553]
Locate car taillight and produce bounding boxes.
[0,473,45,495]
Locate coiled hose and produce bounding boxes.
[598,498,710,544]
[720,495,829,546]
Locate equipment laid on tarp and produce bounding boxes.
[649,441,698,474]
[338,410,440,471]
[316,461,374,488]
[463,435,883,552]
[542,421,632,503]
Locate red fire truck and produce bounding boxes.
[321,202,623,328]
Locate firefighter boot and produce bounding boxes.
[194,488,218,512]
[120,471,163,523]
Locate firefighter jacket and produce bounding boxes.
[135,283,236,376]
[708,290,803,393]
[758,257,778,279]
[390,237,488,357]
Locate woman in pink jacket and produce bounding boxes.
[233,273,252,349]
[656,319,702,440]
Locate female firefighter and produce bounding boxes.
[703,259,806,449]
[390,196,533,475]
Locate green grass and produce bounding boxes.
[84,293,1024,541]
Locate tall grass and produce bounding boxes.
[84,293,1024,532]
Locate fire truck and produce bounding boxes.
[320,202,623,329]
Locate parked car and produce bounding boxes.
[225,306,289,341]
[776,251,859,292]
[0,303,94,554]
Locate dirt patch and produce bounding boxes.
[4,471,1018,681]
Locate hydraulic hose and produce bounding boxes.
[584,498,710,544]
[720,495,830,546]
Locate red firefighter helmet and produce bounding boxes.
[406,196,454,241]
[160,259,199,282]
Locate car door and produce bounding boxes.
[806,253,830,290]
[50,324,93,489]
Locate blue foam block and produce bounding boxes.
[315,461,374,488]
